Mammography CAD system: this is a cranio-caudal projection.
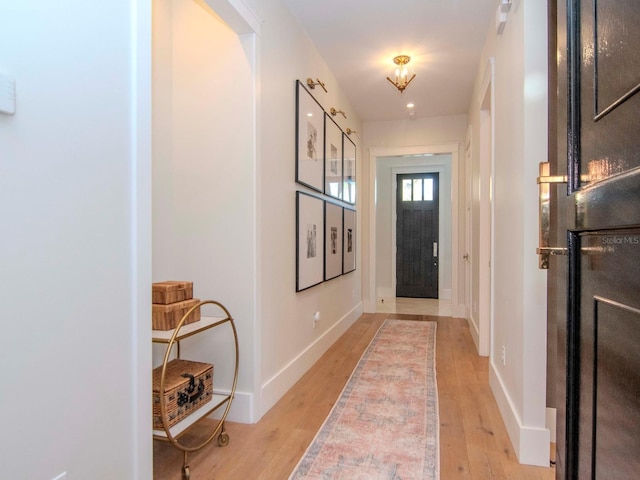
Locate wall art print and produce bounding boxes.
[295,80,325,192]
[343,207,356,274]
[343,133,356,204]
[296,191,325,291]
[324,113,343,200]
[324,200,343,281]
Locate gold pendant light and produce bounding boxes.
[386,55,416,93]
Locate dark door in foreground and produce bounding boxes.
[556,1,640,478]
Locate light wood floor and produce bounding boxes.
[376,297,453,316]
[154,313,556,479]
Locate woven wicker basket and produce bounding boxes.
[152,298,201,331]
[152,359,214,429]
[152,281,193,305]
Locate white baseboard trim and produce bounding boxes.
[259,302,363,419]
[546,407,556,443]
[489,362,551,467]
[467,314,481,354]
[209,389,253,423]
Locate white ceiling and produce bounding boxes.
[283,0,497,122]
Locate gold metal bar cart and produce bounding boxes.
[152,300,239,480]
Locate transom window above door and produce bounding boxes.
[402,177,434,202]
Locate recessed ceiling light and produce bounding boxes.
[406,103,415,108]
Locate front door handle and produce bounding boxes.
[433,242,438,258]
[537,162,568,269]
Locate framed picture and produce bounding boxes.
[324,200,343,281]
[343,133,356,204]
[343,207,356,274]
[324,114,343,200]
[296,80,325,192]
[296,191,325,291]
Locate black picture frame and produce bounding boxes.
[343,133,356,204]
[324,113,343,200]
[295,80,325,192]
[324,200,343,281]
[296,191,325,291]
[343,207,356,274]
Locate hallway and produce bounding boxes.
[153,313,555,479]
[0,1,566,477]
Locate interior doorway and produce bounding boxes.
[467,58,494,357]
[366,144,463,317]
[389,163,449,301]
[464,127,473,318]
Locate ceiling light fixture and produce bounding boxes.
[386,55,416,93]
[406,102,415,108]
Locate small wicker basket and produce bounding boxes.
[152,359,214,429]
[152,298,201,330]
[152,281,194,305]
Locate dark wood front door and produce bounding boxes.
[396,173,439,298]
[555,1,640,478]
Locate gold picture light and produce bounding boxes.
[306,77,327,93]
[330,107,347,119]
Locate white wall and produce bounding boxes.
[375,155,452,298]
[364,115,468,148]
[466,0,549,466]
[255,0,363,415]
[152,0,257,421]
[362,115,467,314]
[0,1,152,478]
[151,0,364,423]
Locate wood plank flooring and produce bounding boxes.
[153,313,556,479]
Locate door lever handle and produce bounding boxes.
[537,162,568,269]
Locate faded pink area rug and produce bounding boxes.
[289,319,439,479]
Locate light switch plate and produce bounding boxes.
[0,72,16,115]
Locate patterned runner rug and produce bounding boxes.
[289,319,439,479]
